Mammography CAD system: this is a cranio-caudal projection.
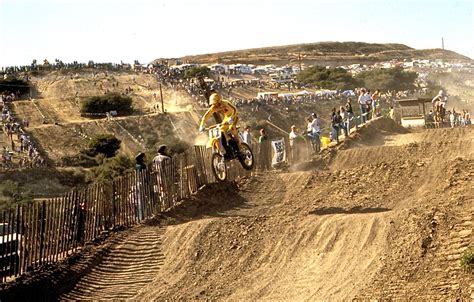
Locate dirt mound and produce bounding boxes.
[3,126,473,300]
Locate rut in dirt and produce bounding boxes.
[60,227,165,300]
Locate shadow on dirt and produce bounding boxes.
[309,206,391,215]
[147,180,251,227]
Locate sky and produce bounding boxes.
[0,0,472,67]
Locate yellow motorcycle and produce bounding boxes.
[205,124,254,181]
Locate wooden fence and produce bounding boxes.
[0,143,281,283]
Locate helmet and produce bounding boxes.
[438,90,444,95]
[209,93,221,105]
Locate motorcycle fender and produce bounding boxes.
[207,138,218,150]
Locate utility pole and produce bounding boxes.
[298,51,302,72]
[442,37,444,50]
[159,83,164,113]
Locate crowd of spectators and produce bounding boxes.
[1,92,44,169]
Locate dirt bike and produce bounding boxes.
[205,124,254,181]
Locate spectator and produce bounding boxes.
[371,89,381,117]
[153,145,170,165]
[330,108,341,144]
[389,106,395,120]
[449,110,456,128]
[307,113,321,152]
[258,129,270,171]
[358,89,368,123]
[289,125,298,161]
[258,128,268,143]
[135,152,147,172]
[365,90,373,120]
[152,145,173,205]
[340,106,348,138]
[426,110,435,128]
[242,126,252,145]
[345,98,354,131]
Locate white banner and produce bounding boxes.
[271,139,286,166]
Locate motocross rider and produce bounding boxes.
[199,92,241,156]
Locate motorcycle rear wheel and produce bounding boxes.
[238,142,254,171]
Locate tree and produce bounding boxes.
[86,155,134,183]
[296,66,361,90]
[356,67,417,91]
[0,78,30,95]
[80,93,133,115]
[184,66,210,79]
[87,134,121,158]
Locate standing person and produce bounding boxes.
[135,152,147,172]
[258,128,268,143]
[365,90,373,120]
[307,113,321,152]
[330,108,340,144]
[389,106,395,120]
[358,89,368,123]
[153,145,173,207]
[289,125,299,163]
[242,125,252,145]
[258,128,270,171]
[340,106,348,138]
[449,109,456,128]
[134,152,147,220]
[345,98,354,131]
[372,89,381,117]
[153,145,170,165]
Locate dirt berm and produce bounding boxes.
[1,118,473,301]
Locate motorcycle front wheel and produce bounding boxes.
[211,152,227,181]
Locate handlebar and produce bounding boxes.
[204,124,220,131]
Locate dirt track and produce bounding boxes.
[1,119,471,300]
[52,119,473,300]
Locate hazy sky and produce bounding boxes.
[0,0,472,67]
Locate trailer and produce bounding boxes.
[397,98,433,128]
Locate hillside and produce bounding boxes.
[8,70,197,162]
[161,42,472,65]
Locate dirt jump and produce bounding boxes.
[2,118,473,300]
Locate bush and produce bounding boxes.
[80,93,133,116]
[0,180,33,210]
[87,134,121,158]
[356,67,417,91]
[296,66,361,90]
[184,66,210,79]
[460,248,474,273]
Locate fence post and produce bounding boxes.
[112,180,116,229]
[39,201,46,266]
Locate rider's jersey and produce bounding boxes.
[199,99,238,128]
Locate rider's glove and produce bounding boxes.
[199,125,205,133]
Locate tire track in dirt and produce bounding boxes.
[60,227,165,301]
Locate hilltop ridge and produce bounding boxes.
[154,41,471,65]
